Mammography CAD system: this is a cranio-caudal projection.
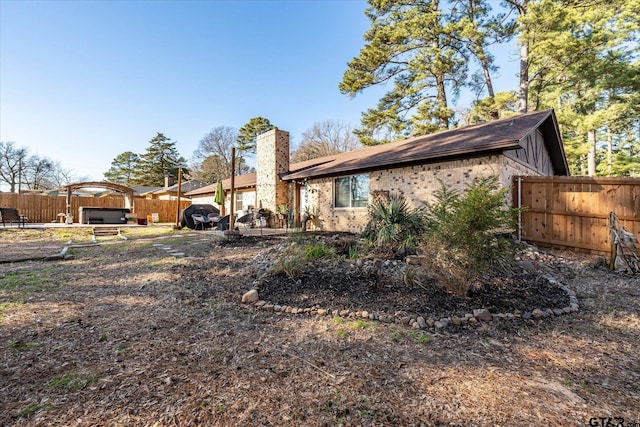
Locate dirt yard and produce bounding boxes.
[1,228,638,426]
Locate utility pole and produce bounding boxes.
[174,166,183,229]
[229,148,235,233]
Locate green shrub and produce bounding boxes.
[362,193,426,254]
[270,242,336,281]
[421,176,519,296]
[270,250,307,281]
[304,243,335,260]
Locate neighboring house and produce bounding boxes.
[187,173,257,215]
[142,180,208,200]
[187,109,569,232]
[130,185,162,198]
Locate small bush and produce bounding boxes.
[304,243,335,260]
[270,251,307,281]
[270,242,336,281]
[421,176,520,296]
[362,193,426,255]
[348,245,361,260]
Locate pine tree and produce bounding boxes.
[104,151,140,186]
[236,117,276,153]
[526,0,639,176]
[133,133,188,186]
[339,0,468,145]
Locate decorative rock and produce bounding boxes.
[468,317,478,324]
[434,321,445,329]
[417,317,427,328]
[273,304,282,312]
[254,300,267,308]
[401,316,411,325]
[505,313,515,320]
[570,303,579,312]
[532,309,545,319]
[412,322,421,329]
[426,319,435,327]
[264,304,274,312]
[522,312,533,320]
[242,289,259,304]
[452,317,463,326]
[339,310,349,317]
[285,306,293,313]
[361,311,369,319]
[464,313,474,320]
[562,306,572,314]
[518,260,535,271]
[473,309,493,322]
[317,309,327,316]
[553,309,564,316]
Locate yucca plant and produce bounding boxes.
[362,193,426,254]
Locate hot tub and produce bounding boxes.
[78,207,131,224]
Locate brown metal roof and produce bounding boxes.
[283,109,567,180]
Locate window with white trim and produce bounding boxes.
[334,174,369,208]
[235,191,243,211]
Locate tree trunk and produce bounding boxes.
[436,73,449,129]
[481,57,495,98]
[519,41,529,114]
[587,129,597,176]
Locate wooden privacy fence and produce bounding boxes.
[0,194,191,224]
[513,176,640,254]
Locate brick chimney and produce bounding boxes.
[256,129,289,213]
[165,174,175,188]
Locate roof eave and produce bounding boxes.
[282,141,521,181]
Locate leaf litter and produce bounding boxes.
[0,231,638,425]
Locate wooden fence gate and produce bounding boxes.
[513,176,640,254]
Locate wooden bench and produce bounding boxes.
[0,207,27,228]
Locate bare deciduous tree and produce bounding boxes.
[291,120,361,162]
[0,141,28,192]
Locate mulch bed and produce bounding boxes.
[258,266,570,319]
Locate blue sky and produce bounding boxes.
[0,0,520,183]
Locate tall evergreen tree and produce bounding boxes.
[340,0,507,145]
[133,133,188,186]
[104,151,140,186]
[236,117,276,153]
[525,0,639,176]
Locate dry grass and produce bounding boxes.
[0,229,639,426]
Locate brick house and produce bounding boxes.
[187,109,568,232]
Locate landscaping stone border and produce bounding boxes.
[241,280,579,330]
